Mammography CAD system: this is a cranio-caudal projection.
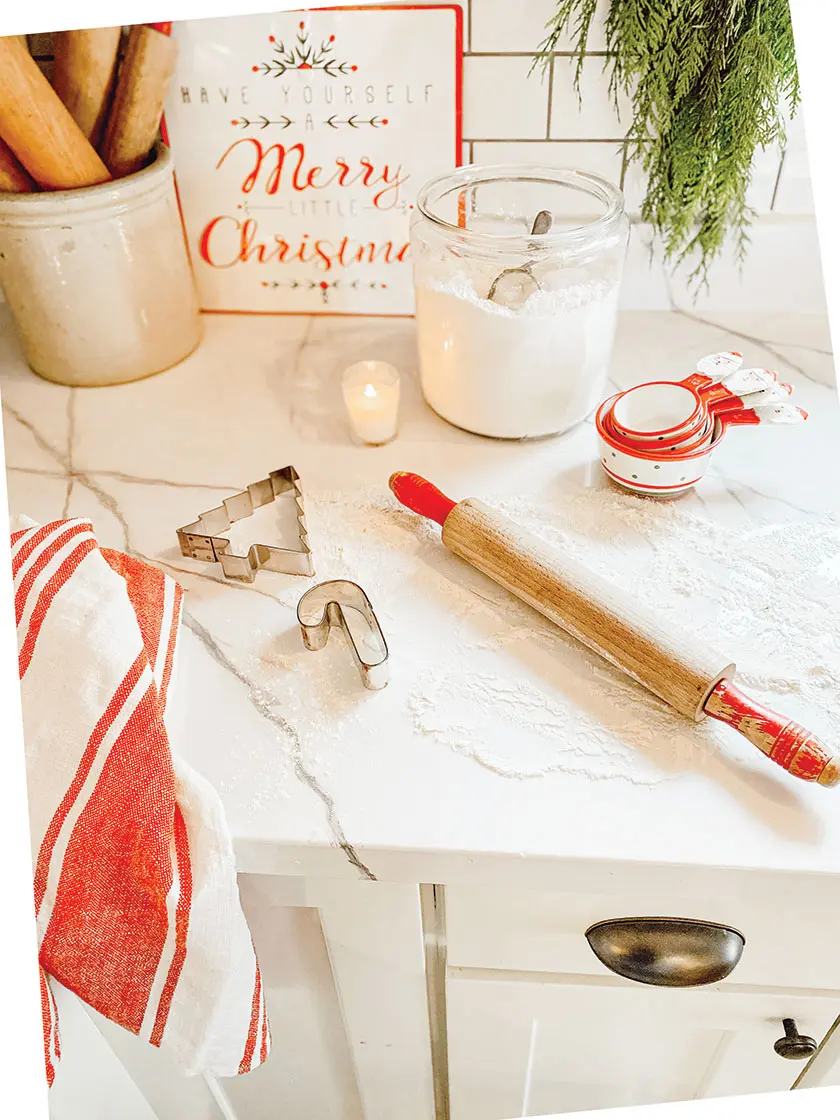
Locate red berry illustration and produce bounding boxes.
[320,281,329,290]
[269,35,275,42]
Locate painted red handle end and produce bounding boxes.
[705,680,840,787]
[389,472,456,527]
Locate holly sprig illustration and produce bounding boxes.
[262,278,387,305]
[253,24,358,78]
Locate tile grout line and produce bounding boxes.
[545,55,555,140]
[463,137,628,144]
[463,51,613,58]
[771,148,787,212]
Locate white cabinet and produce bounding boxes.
[48,875,434,1120]
[447,975,836,1119]
[441,877,840,1118]
[44,872,840,1120]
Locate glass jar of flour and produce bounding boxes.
[410,165,629,439]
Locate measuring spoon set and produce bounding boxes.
[596,351,807,495]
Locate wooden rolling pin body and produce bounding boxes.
[389,472,840,787]
[0,36,111,189]
[52,28,122,148]
[443,498,733,721]
[102,25,177,178]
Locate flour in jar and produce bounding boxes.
[415,272,620,439]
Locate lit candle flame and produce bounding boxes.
[363,383,377,398]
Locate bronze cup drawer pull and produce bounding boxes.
[585,917,746,988]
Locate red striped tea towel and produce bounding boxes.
[11,517,270,1085]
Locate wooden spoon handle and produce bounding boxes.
[705,680,840,787]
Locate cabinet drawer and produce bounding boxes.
[446,877,840,992]
[447,974,837,1120]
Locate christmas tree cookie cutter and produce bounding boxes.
[177,466,314,583]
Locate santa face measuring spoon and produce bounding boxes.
[487,209,553,308]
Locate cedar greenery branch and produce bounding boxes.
[536,0,800,286]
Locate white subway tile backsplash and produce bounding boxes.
[471,141,624,213]
[773,117,815,213]
[550,56,630,140]
[746,145,783,212]
[620,154,646,216]
[463,55,549,140]
[622,146,783,218]
[619,224,672,310]
[668,217,827,315]
[472,0,609,54]
[470,0,581,55]
[774,149,816,214]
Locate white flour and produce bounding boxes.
[414,275,620,438]
[220,487,840,791]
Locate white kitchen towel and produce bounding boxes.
[11,516,270,1085]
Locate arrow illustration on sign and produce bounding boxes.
[324,115,389,129]
[231,115,295,130]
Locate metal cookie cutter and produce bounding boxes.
[297,580,389,690]
[177,466,313,583]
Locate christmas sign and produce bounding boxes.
[164,6,463,314]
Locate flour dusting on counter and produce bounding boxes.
[192,484,840,792]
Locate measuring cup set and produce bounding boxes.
[596,351,807,495]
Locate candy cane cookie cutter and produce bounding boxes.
[297,580,389,690]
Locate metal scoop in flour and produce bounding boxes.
[487,210,553,308]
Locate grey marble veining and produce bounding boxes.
[4,307,840,882]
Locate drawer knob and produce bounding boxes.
[774,1019,817,1060]
[585,917,745,987]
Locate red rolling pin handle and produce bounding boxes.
[705,680,840,787]
[389,471,455,527]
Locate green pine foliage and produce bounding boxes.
[537,1,800,286]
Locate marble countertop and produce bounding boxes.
[3,305,840,886]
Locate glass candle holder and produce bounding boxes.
[342,361,400,445]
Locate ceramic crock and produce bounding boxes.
[0,143,201,387]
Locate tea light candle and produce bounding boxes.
[342,360,400,445]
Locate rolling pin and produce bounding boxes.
[0,36,111,190]
[389,472,840,788]
[52,28,122,149]
[0,137,35,192]
[101,24,178,178]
